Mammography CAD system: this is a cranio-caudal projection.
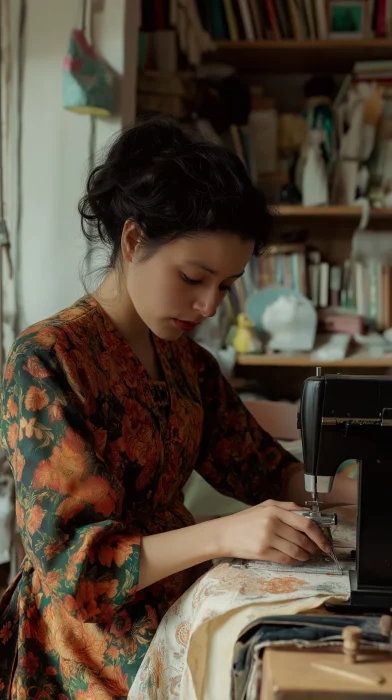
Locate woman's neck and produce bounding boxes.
[94,270,153,364]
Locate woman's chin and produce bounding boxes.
[152,321,183,342]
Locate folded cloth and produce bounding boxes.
[129,562,352,700]
[233,614,390,700]
[129,508,357,700]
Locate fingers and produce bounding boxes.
[244,502,332,564]
[257,545,307,566]
[271,534,312,562]
[261,499,306,512]
[281,510,331,553]
[254,547,296,566]
[275,521,320,556]
[260,503,331,553]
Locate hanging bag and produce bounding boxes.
[62,0,115,116]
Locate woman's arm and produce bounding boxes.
[192,341,357,509]
[1,342,143,623]
[138,499,331,590]
[138,519,219,589]
[193,342,305,504]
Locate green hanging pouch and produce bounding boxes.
[62,1,115,116]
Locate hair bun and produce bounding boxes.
[79,117,198,250]
[78,116,272,284]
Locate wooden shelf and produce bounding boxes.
[236,353,392,368]
[259,172,289,185]
[272,206,392,218]
[206,39,392,74]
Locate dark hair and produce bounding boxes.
[79,116,272,269]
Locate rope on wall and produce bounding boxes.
[14,0,27,337]
[0,0,26,584]
[0,0,17,370]
[81,0,88,33]
[86,114,96,275]
[85,0,96,277]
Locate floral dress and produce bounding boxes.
[0,296,299,699]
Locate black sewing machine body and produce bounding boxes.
[298,372,392,612]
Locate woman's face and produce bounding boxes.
[124,230,254,341]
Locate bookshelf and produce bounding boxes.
[199,29,392,374]
[136,2,392,418]
[191,0,392,378]
[274,206,392,218]
[237,353,392,368]
[222,42,392,375]
[206,39,392,74]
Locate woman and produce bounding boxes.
[0,118,356,699]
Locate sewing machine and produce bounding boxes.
[298,368,392,612]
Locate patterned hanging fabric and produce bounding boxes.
[62,0,115,117]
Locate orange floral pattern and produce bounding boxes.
[0,296,298,698]
[130,555,352,699]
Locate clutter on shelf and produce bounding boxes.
[136,1,392,369]
[199,1,392,42]
[238,67,391,211]
[218,228,392,362]
[137,4,392,212]
[138,0,214,72]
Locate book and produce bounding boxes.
[239,0,255,40]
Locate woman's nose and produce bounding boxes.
[193,290,219,318]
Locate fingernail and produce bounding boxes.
[324,544,332,553]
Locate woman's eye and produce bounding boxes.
[181,272,231,293]
[182,273,202,285]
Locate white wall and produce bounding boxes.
[2,0,139,333]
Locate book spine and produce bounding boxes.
[264,0,281,39]
[222,0,239,40]
[319,262,330,308]
[238,0,256,40]
[314,0,328,38]
[377,0,387,37]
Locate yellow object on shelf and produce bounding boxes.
[231,313,262,354]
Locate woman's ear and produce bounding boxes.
[121,220,141,262]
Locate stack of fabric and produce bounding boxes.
[129,507,375,700]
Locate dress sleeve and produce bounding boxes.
[194,343,302,505]
[0,341,141,624]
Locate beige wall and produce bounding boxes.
[1,0,139,336]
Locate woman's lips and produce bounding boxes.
[172,319,199,331]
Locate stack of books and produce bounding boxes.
[234,244,392,332]
[197,0,389,42]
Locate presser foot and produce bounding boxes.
[302,501,342,573]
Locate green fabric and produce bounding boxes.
[62,29,114,116]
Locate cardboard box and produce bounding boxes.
[261,648,392,699]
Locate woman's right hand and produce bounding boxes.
[217,500,331,565]
[138,500,332,591]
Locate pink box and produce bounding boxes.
[244,399,301,441]
[318,310,364,335]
